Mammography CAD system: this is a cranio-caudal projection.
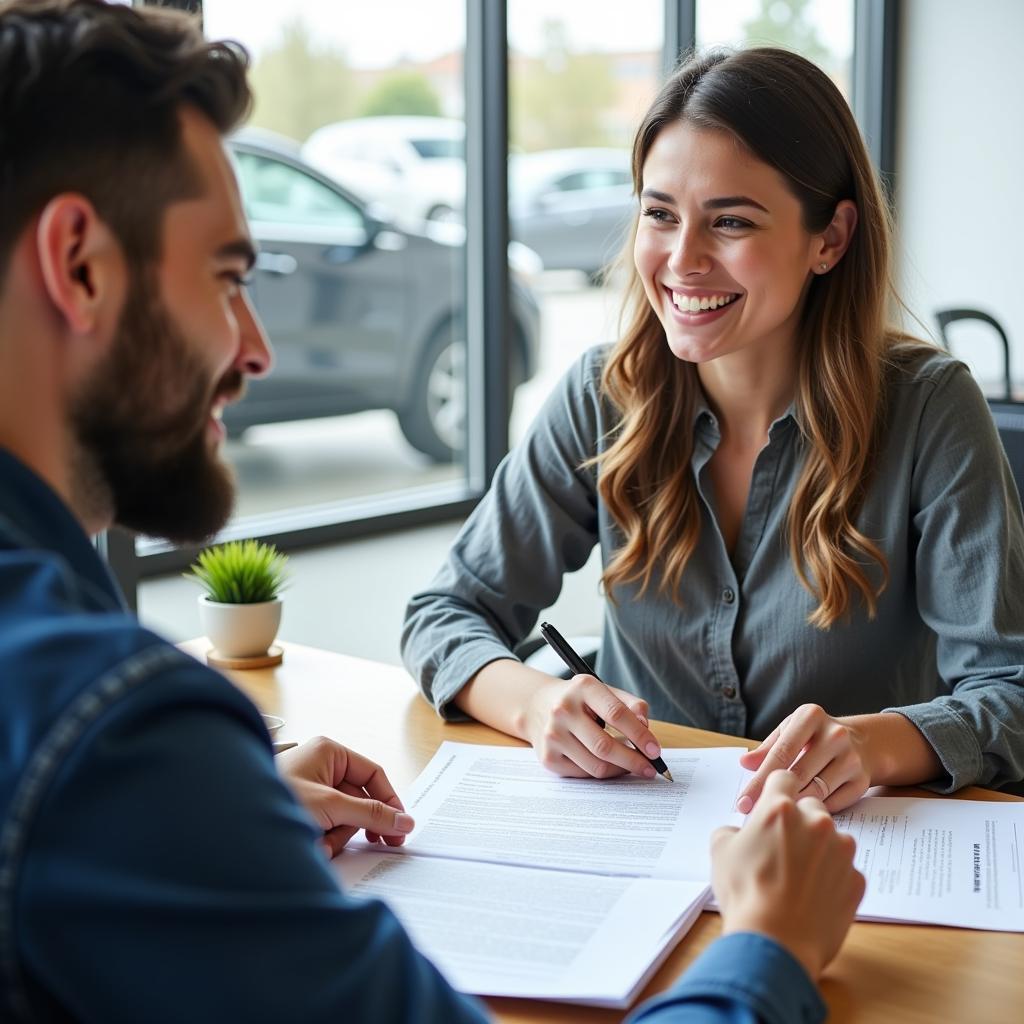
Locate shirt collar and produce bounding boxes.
[769,402,799,440]
[692,393,798,443]
[0,447,127,612]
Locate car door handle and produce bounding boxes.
[323,245,361,265]
[255,251,298,276]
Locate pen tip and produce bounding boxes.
[663,769,674,782]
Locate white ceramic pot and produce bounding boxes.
[199,595,282,658]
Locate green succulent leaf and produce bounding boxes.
[184,539,290,604]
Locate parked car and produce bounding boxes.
[226,129,541,463]
[302,116,465,231]
[303,126,633,280]
[509,148,635,279]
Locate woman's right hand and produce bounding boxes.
[522,673,660,779]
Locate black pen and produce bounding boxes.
[539,621,673,782]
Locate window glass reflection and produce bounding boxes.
[234,150,365,229]
[506,1,662,445]
[195,0,470,526]
[697,0,854,98]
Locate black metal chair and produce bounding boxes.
[935,309,1024,797]
[935,308,1024,502]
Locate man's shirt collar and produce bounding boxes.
[0,447,126,612]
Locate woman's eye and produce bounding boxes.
[715,216,752,231]
[640,207,673,223]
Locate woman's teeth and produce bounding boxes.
[672,292,738,312]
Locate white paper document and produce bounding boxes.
[332,742,749,1007]
[333,742,1024,1006]
[403,742,748,879]
[835,796,1024,931]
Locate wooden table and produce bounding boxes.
[181,639,1024,1023]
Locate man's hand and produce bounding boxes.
[711,769,865,980]
[522,674,660,779]
[276,737,414,858]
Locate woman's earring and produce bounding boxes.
[818,262,829,272]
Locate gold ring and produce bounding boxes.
[811,775,829,800]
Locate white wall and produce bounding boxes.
[896,0,1024,392]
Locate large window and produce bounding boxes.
[195,0,473,528]
[112,1,896,606]
[506,1,663,445]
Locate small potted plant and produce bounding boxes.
[186,539,289,663]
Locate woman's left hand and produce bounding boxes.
[736,704,872,814]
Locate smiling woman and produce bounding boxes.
[607,53,870,616]
[633,127,846,373]
[403,47,1024,819]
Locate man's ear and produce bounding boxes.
[811,199,858,273]
[35,194,126,336]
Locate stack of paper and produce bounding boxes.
[333,743,748,1008]
[333,742,1024,1006]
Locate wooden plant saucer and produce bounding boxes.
[206,644,284,670]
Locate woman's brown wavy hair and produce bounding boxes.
[596,47,922,628]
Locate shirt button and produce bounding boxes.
[722,587,735,604]
[723,685,737,699]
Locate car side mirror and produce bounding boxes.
[360,214,382,248]
[364,200,399,234]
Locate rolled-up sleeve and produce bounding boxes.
[627,933,826,1024]
[402,349,606,719]
[888,361,1024,791]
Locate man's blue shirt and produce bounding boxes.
[0,448,823,1023]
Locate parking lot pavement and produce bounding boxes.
[228,276,624,520]
[228,411,459,516]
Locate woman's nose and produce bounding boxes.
[667,224,712,278]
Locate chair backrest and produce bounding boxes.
[934,308,1012,401]
[935,308,1022,501]
[987,403,1024,503]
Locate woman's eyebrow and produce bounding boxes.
[639,187,676,204]
[638,189,770,214]
[703,195,769,213]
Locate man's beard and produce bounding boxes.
[71,271,242,545]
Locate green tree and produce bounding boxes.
[742,0,832,70]
[358,72,442,117]
[511,19,617,152]
[248,19,357,143]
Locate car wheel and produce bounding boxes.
[425,203,458,224]
[398,323,526,463]
[398,325,466,463]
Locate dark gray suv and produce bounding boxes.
[226,132,541,462]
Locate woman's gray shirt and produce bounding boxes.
[402,346,1024,792]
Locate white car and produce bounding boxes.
[303,116,464,230]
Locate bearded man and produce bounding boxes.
[0,3,862,1022]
